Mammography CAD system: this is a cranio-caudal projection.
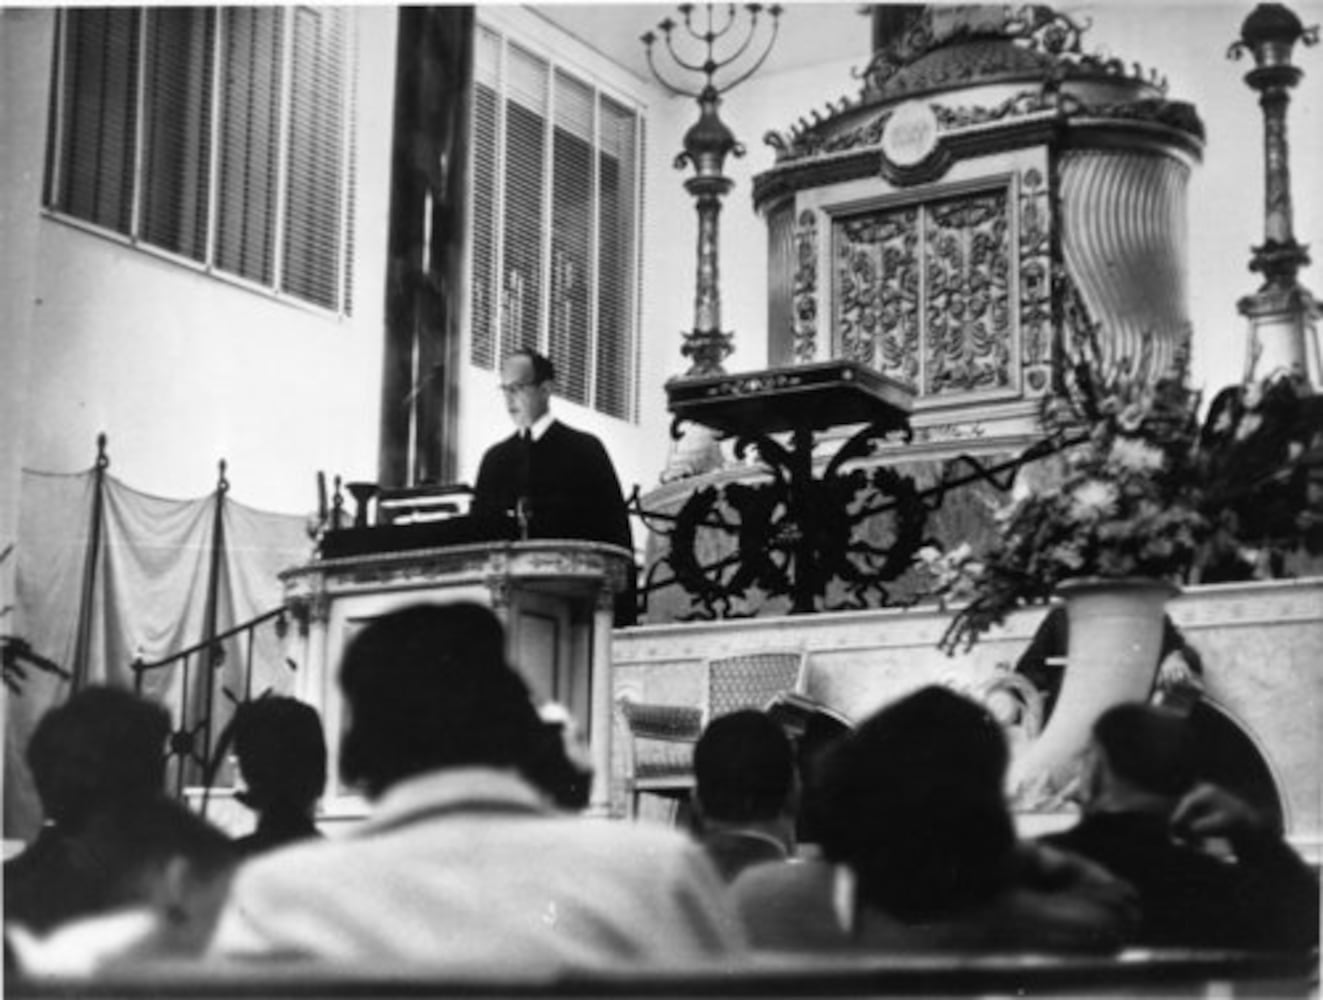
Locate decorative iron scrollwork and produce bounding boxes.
[635,423,1093,622]
[645,424,926,619]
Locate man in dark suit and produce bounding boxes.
[472,349,635,621]
[1041,703,1318,951]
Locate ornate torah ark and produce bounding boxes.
[754,4,1205,444]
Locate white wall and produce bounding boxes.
[4,8,399,515]
[0,10,54,616]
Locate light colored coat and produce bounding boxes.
[210,768,745,973]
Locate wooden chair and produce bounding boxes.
[617,649,809,818]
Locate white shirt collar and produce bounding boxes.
[525,412,555,442]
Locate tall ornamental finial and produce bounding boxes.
[1229,4,1321,389]
[643,4,782,376]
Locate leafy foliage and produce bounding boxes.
[928,326,1210,654]
[927,306,1323,655]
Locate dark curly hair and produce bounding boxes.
[232,697,327,813]
[1092,702,1196,798]
[27,686,170,830]
[694,710,795,824]
[814,686,1015,922]
[338,603,546,799]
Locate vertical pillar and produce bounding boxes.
[587,583,618,818]
[379,7,475,487]
[69,434,108,690]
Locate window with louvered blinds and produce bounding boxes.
[469,21,644,423]
[45,6,357,315]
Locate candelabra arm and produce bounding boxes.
[716,17,781,92]
[644,43,702,98]
[662,31,717,77]
[678,3,739,48]
[712,8,762,69]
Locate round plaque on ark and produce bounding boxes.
[880,101,940,169]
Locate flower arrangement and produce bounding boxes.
[928,340,1211,655]
[1194,374,1323,579]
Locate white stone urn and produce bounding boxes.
[1009,576,1178,806]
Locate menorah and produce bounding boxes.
[643,3,782,376]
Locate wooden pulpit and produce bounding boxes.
[280,539,633,822]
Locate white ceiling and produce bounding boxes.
[534,3,875,85]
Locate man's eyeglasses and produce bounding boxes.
[499,380,540,396]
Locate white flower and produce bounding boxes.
[1108,437,1165,473]
[920,543,984,598]
[916,545,945,566]
[1116,402,1147,432]
[944,542,973,563]
[1069,479,1118,519]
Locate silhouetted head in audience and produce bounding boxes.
[26,686,170,832]
[814,686,1015,922]
[694,710,798,831]
[7,796,237,975]
[1081,702,1197,814]
[232,696,328,820]
[86,795,237,954]
[338,602,553,801]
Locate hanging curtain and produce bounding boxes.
[4,464,311,841]
[5,468,99,843]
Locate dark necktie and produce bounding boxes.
[515,430,533,532]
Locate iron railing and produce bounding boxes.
[132,606,293,808]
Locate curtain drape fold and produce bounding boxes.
[4,465,311,841]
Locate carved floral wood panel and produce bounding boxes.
[1018,166,1052,395]
[924,190,1012,395]
[836,206,920,382]
[792,210,819,362]
[833,186,1014,399]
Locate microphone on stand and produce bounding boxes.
[514,426,533,540]
[515,496,531,540]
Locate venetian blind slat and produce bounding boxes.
[283,6,346,311]
[550,69,594,406]
[501,99,545,360]
[471,82,501,368]
[58,8,139,234]
[595,96,638,420]
[140,7,214,262]
[215,7,283,287]
[45,6,356,315]
[468,25,504,368]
